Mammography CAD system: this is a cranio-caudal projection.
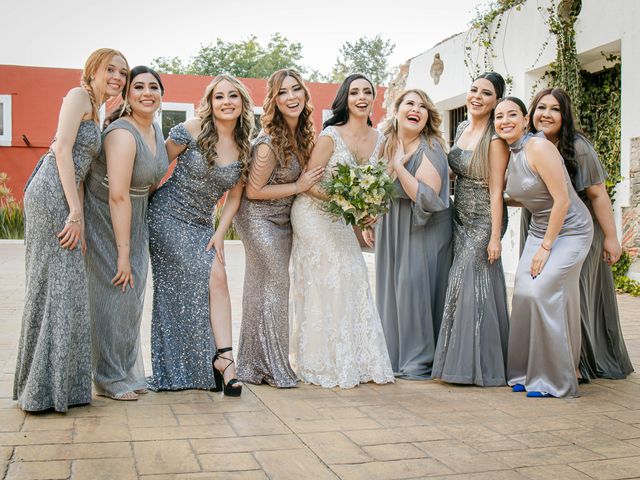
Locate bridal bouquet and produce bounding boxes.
[323,160,395,228]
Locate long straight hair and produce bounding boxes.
[467,72,505,181]
[528,87,579,182]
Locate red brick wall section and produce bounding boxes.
[0,65,386,200]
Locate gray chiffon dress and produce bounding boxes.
[235,133,300,387]
[147,123,242,391]
[505,133,593,397]
[521,135,633,380]
[84,119,168,398]
[14,120,99,412]
[375,139,453,379]
[431,122,510,386]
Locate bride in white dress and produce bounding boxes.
[289,74,394,388]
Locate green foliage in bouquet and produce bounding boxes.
[323,160,395,228]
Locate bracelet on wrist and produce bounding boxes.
[541,243,551,252]
[65,218,81,225]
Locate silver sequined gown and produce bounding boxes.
[235,133,300,387]
[84,119,168,398]
[520,134,633,380]
[375,140,453,379]
[147,123,242,391]
[14,120,99,412]
[506,133,593,397]
[432,121,510,386]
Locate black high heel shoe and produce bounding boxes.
[212,347,242,397]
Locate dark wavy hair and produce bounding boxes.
[528,87,579,183]
[104,65,164,126]
[323,74,375,129]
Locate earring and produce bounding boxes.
[393,117,398,130]
[240,115,243,129]
[124,103,132,115]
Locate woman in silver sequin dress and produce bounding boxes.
[366,89,453,379]
[526,88,633,381]
[147,76,254,395]
[289,74,394,388]
[432,73,511,386]
[497,97,593,398]
[235,70,323,387]
[13,49,129,412]
[85,67,169,401]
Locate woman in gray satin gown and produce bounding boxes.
[235,69,322,387]
[85,67,168,401]
[367,89,452,379]
[526,88,633,380]
[431,73,510,386]
[13,49,128,412]
[147,75,254,396]
[497,97,593,398]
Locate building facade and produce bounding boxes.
[388,0,640,280]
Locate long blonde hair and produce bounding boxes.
[81,48,129,123]
[383,89,446,161]
[260,69,315,168]
[196,75,255,178]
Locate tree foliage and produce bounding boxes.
[330,35,395,86]
[151,33,306,79]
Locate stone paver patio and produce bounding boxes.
[1,241,639,480]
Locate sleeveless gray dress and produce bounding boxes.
[505,133,593,397]
[375,139,453,379]
[235,133,301,387]
[84,119,168,398]
[14,120,99,412]
[431,121,510,386]
[147,123,242,391]
[520,135,633,380]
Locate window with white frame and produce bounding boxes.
[159,102,195,139]
[0,95,12,146]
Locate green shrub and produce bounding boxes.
[612,251,640,296]
[0,173,25,239]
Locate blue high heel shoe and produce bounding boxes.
[526,391,554,398]
[511,384,526,392]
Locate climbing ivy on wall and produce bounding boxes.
[578,58,622,197]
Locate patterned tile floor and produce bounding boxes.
[1,241,639,479]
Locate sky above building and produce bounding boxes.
[2,0,480,76]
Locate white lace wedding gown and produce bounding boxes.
[289,126,395,388]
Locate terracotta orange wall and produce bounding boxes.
[0,65,386,200]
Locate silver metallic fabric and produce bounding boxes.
[505,133,593,397]
[235,133,300,387]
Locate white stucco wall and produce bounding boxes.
[402,0,637,280]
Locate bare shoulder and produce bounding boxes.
[63,87,92,112]
[183,118,202,138]
[526,136,556,156]
[489,136,509,155]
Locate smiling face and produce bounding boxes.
[127,72,162,115]
[466,78,498,118]
[494,100,529,144]
[532,93,563,142]
[275,75,306,123]
[94,54,128,98]
[347,78,375,119]
[211,79,243,122]
[395,91,428,134]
